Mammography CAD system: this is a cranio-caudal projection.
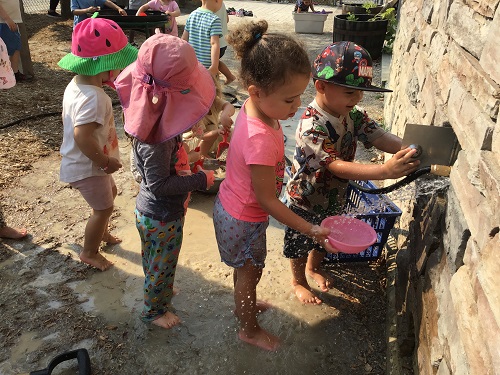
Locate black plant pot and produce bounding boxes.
[333,14,388,60]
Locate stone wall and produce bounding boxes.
[384,0,500,374]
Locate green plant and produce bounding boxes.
[346,12,358,21]
[369,7,397,54]
[362,1,377,13]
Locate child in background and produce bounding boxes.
[182,75,234,159]
[115,33,216,329]
[283,41,420,304]
[214,1,235,85]
[294,0,315,13]
[127,0,147,44]
[0,36,27,239]
[58,16,138,271]
[212,20,335,352]
[181,0,222,77]
[71,0,126,26]
[136,0,180,37]
[0,0,31,81]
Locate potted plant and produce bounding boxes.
[342,1,384,15]
[333,4,397,60]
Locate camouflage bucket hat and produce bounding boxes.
[312,41,392,92]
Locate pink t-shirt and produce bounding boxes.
[146,0,179,36]
[218,101,286,222]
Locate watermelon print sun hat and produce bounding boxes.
[58,15,138,76]
[115,33,216,144]
[312,41,392,93]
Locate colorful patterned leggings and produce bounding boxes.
[135,210,184,322]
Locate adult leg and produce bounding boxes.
[48,0,61,16]
[234,259,280,351]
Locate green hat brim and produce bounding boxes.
[58,43,138,75]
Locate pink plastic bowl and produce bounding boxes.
[320,216,377,254]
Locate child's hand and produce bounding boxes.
[195,166,215,189]
[118,8,127,16]
[308,224,338,253]
[383,147,420,179]
[88,6,100,12]
[102,156,122,174]
[220,115,233,132]
[6,19,17,32]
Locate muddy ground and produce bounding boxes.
[0,4,392,374]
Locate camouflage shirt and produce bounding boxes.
[285,100,386,216]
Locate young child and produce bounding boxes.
[58,16,138,271]
[71,0,126,26]
[212,20,335,352]
[182,75,234,159]
[136,0,180,37]
[214,1,235,85]
[294,0,315,13]
[283,41,420,305]
[181,0,222,77]
[0,0,30,81]
[115,33,216,329]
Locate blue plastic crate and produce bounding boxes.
[324,180,402,262]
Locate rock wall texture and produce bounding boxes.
[385,0,500,374]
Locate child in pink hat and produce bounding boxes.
[115,33,216,330]
[57,16,138,272]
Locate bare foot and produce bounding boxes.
[80,252,114,271]
[102,232,122,245]
[225,74,236,85]
[238,328,280,351]
[0,226,28,239]
[292,284,322,305]
[152,311,181,329]
[306,269,333,292]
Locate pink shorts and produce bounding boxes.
[70,175,116,210]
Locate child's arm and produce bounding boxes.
[136,3,150,15]
[328,146,420,180]
[74,123,122,173]
[103,0,127,15]
[0,4,17,31]
[165,5,180,18]
[219,100,235,133]
[309,3,315,12]
[181,29,189,41]
[208,35,220,76]
[251,164,336,252]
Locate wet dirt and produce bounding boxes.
[0,7,390,375]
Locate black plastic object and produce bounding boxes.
[30,348,91,375]
[349,167,431,195]
[96,9,168,22]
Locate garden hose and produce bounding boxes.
[349,165,451,195]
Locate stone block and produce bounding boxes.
[465,0,497,19]
[448,79,495,154]
[449,42,500,121]
[436,54,453,102]
[444,187,470,271]
[446,1,489,59]
[428,30,448,75]
[480,6,500,85]
[450,153,495,249]
[478,151,500,224]
[417,73,437,124]
[450,266,494,373]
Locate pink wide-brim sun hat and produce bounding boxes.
[115,34,216,144]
